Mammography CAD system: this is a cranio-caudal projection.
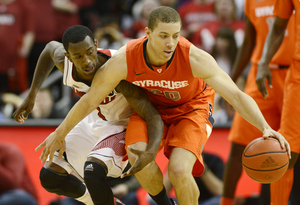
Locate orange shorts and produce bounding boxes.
[279,60,300,153]
[229,63,287,146]
[125,86,215,176]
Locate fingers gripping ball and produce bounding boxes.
[242,137,289,184]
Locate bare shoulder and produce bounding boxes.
[189,44,220,79]
[101,45,128,80]
[46,41,66,72]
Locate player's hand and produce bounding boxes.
[256,63,273,98]
[35,131,66,164]
[12,96,35,123]
[262,128,291,158]
[121,146,156,178]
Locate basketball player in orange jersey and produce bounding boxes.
[256,0,300,204]
[32,6,291,205]
[220,0,295,204]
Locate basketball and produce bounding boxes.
[242,137,289,184]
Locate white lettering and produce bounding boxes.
[132,80,189,89]
[255,6,274,17]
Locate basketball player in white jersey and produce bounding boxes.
[13,25,165,205]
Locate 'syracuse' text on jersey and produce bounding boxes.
[63,48,133,121]
[126,36,208,110]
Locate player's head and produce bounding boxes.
[147,6,181,31]
[145,6,181,63]
[62,25,99,78]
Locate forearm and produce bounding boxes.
[232,91,269,132]
[28,44,56,96]
[231,18,255,82]
[259,17,287,66]
[231,42,254,82]
[145,114,164,153]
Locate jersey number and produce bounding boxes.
[148,89,181,101]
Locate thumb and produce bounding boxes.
[267,75,273,88]
[128,146,141,155]
[35,141,45,151]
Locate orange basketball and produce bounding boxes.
[242,137,289,184]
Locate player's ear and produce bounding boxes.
[94,39,98,48]
[145,27,151,38]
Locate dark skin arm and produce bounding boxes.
[116,80,164,176]
[257,16,289,98]
[13,41,65,123]
[230,17,256,82]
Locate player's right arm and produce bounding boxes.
[230,17,256,82]
[13,41,66,123]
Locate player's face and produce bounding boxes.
[146,21,180,65]
[66,36,98,77]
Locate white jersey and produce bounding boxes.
[63,48,133,121]
[50,49,132,179]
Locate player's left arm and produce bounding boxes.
[257,16,289,98]
[190,45,291,156]
[116,80,164,176]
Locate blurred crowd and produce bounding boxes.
[0,0,246,126]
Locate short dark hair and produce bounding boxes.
[148,6,181,31]
[62,25,95,52]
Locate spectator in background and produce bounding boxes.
[177,0,216,40]
[94,16,131,50]
[0,0,35,94]
[27,0,56,85]
[210,27,237,126]
[123,0,159,39]
[159,0,179,9]
[149,153,224,205]
[191,0,245,53]
[52,0,94,40]
[0,142,38,205]
[211,27,237,75]
[0,88,65,120]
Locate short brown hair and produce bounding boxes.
[148,6,181,31]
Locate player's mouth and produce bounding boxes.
[84,67,94,73]
[164,50,173,57]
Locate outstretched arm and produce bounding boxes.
[190,45,291,157]
[13,41,65,123]
[257,16,289,98]
[116,80,164,176]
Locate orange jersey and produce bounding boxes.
[245,0,295,65]
[274,0,300,60]
[126,36,208,110]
